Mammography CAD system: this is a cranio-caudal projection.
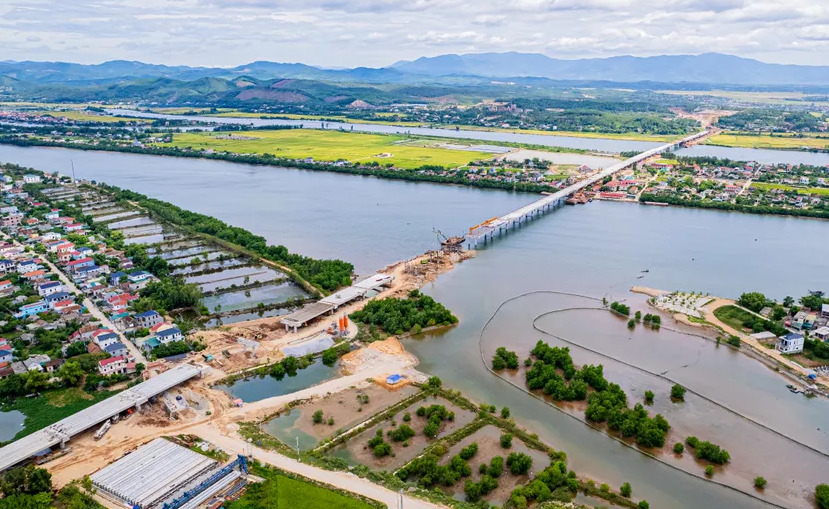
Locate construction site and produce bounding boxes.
[90,437,249,509]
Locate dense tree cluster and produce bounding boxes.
[368,429,392,457]
[492,346,519,370]
[388,424,415,443]
[685,437,730,465]
[509,460,577,508]
[349,290,457,335]
[415,403,455,438]
[610,302,630,316]
[506,452,533,475]
[397,452,472,489]
[525,341,671,449]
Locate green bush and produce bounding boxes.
[500,433,513,449]
[673,443,684,454]
[816,484,829,509]
[506,452,533,475]
[671,384,686,400]
[620,482,632,498]
[754,476,767,489]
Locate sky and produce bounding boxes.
[2,0,829,67]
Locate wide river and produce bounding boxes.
[2,144,828,507]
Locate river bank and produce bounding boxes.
[632,286,829,394]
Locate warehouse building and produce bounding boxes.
[91,438,248,509]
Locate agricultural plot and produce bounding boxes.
[165,129,494,169]
[328,396,477,470]
[264,384,420,450]
[435,425,551,505]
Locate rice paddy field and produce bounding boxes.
[707,132,829,150]
[164,129,495,169]
[29,110,149,123]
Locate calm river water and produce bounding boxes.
[2,144,828,508]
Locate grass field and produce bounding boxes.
[713,305,755,331]
[165,129,494,169]
[707,132,829,150]
[1,387,119,443]
[227,471,378,509]
[31,110,149,123]
[207,111,423,127]
[750,182,829,196]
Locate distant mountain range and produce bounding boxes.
[390,52,829,86]
[2,52,829,86]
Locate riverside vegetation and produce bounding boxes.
[493,341,672,449]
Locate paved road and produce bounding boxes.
[0,231,148,364]
[43,256,148,364]
[193,423,444,509]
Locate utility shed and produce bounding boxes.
[91,438,217,508]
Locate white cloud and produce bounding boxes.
[0,0,827,67]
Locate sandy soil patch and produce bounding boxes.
[630,286,669,298]
[340,337,419,375]
[332,396,477,471]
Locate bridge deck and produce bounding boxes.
[0,363,202,472]
[468,130,709,242]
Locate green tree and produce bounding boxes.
[500,433,513,449]
[737,292,767,313]
[321,347,338,366]
[620,482,632,498]
[500,406,510,419]
[673,443,684,454]
[57,360,84,386]
[754,476,767,489]
[816,484,829,509]
[312,410,323,424]
[644,390,654,404]
[671,384,686,400]
[506,452,532,475]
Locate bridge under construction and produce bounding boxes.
[466,130,710,248]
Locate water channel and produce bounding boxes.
[2,143,828,507]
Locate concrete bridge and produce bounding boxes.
[466,130,710,248]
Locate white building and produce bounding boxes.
[777,333,804,354]
[23,174,42,184]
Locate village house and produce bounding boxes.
[14,301,48,319]
[37,281,62,297]
[134,310,162,329]
[777,333,805,354]
[104,342,128,358]
[98,355,127,376]
[23,174,41,184]
[814,326,829,342]
[92,329,120,350]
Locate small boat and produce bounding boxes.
[641,269,649,273]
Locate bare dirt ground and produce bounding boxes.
[437,425,551,505]
[340,336,420,375]
[268,383,420,444]
[334,396,477,471]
